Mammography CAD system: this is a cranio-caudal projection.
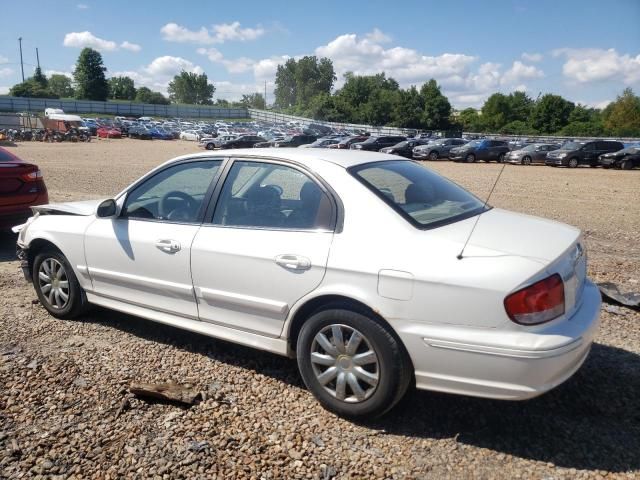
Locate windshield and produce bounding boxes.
[465,140,483,148]
[520,144,538,151]
[350,160,487,229]
[560,142,585,150]
[620,146,640,154]
[392,141,410,148]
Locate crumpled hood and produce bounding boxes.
[31,198,105,216]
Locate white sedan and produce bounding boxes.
[179,130,201,141]
[14,150,601,418]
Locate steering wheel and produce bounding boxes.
[158,190,196,220]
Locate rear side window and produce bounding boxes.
[0,149,18,162]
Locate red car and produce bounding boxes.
[97,126,122,138]
[0,147,48,230]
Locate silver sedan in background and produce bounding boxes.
[413,138,468,160]
[505,143,560,165]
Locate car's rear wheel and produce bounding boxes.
[297,308,412,418]
[429,151,439,161]
[522,156,532,165]
[33,249,88,319]
[205,143,214,150]
[568,158,579,168]
[498,153,506,163]
[465,153,476,163]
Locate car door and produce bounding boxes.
[191,158,336,337]
[84,159,224,318]
[581,143,598,165]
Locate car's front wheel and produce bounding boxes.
[522,156,532,165]
[33,249,88,319]
[568,158,579,168]
[429,151,439,161]
[465,153,476,163]
[297,308,412,418]
[621,160,633,170]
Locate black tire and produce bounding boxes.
[568,157,579,168]
[33,249,89,319]
[498,152,506,163]
[428,151,439,161]
[205,143,214,150]
[465,153,476,163]
[296,308,412,418]
[522,156,532,166]
[621,160,632,170]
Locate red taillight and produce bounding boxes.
[504,274,565,325]
[21,169,43,182]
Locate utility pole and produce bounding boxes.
[264,81,267,109]
[18,37,25,82]
[35,47,40,70]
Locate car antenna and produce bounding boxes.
[457,161,508,260]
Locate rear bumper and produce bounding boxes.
[397,280,601,400]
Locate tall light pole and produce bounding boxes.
[36,47,40,70]
[18,37,25,82]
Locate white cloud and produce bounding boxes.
[553,47,640,84]
[521,52,543,62]
[77,3,88,8]
[0,67,13,78]
[120,41,141,52]
[63,31,118,51]
[45,69,73,78]
[0,86,9,94]
[0,55,8,63]
[161,21,264,45]
[365,28,391,44]
[253,56,290,81]
[144,56,204,77]
[501,60,544,86]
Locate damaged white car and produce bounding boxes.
[14,149,601,417]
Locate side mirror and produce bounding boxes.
[96,199,117,218]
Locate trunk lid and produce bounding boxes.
[0,162,40,207]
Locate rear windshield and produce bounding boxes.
[0,149,18,162]
[350,160,487,229]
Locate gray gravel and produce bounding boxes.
[1,140,639,479]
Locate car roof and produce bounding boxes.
[169,148,400,169]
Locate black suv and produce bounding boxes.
[273,134,317,148]
[351,136,407,152]
[546,140,625,168]
[449,139,510,163]
[219,135,266,149]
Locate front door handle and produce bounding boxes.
[275,254,311,270]
[156,239,181,253]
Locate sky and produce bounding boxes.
[0,0,639,109]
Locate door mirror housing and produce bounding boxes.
[96,199,117,218]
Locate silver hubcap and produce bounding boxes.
[310,324,379,403]
[38,258,70,309]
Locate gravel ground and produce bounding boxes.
[1,139,639,479]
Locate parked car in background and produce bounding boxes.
[14,149,601,418]
[350,136,406,152]
[505,143,560,165]
[148,128,173,140]
[546,140,625,168]
[598,146,640,170]
[219,135,266,149]
[299,138,340,148]
[412,138,468,160]
[199,135,236,150]
[0,147,48,230]
[327,135,369,149]
[127,125,152,140]
[180,130,202,141]
[97,127,122,139]
[379,139,429,158]
[273,134,317,148]
[449,139,510,163]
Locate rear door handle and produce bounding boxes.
[156,239,181,253]
[275,254,311,270]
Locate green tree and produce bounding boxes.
[507,91,534,123]
[48,74,75,97]
[109,76,136,100]
[9,79,58,98]
[529,94,574,134]
[335,72,399,124]
[167,71,215,105]
[73,48,109,101]
[457,108,484,131]
[32,67,48,88]
[273,56,335,111]
[603,88,640,137]
[134,87,169,105]
[500,120,536,135]
[392,86,424,128]
[481,93,511,130]
[239,93,266,109]
[420,79,451,129]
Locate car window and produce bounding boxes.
[582,143,596,152]
[351,161,486,229]
[122,160,222,222]
[212,161,333,230]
